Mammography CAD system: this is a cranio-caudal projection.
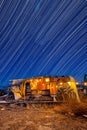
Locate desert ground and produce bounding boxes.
[0,101,87,130]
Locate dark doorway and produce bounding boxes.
[25,82,31,96]
[26,82,30,90]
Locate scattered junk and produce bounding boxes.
[0,88,14,110]
[83,74,87,94]
[76,74,87,97]
[0,89,7,100]
[0,94,8,100]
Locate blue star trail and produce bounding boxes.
[0,0,87,86]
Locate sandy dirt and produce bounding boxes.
[0,103,87,130]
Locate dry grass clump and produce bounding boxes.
[67,96,87,116]
[54,89,87,116]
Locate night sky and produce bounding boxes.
[0,0,87,86]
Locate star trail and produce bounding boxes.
[0,0,87,86]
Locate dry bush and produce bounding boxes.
[54,89,87,116]
[67,96,87,116]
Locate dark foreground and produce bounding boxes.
[0,103,87,130]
